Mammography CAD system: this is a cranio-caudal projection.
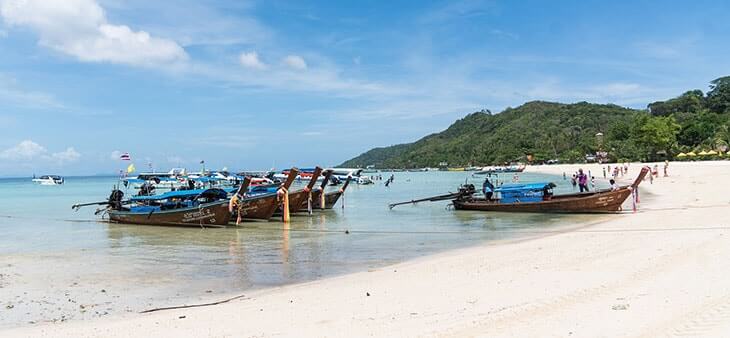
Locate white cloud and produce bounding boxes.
[0,140,80,164]
[47,147,81,163]
[283,55,307,70]
[0,140,47,160]
[109,150,121,160]
[239,51,266,70]
[0,0,187,66]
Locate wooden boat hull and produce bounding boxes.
[453,187,634,213]
[278,167,324,214]
[298,190,343,211]
[108,201,231,227]
[454,166,649,214]
[234,193,281,220]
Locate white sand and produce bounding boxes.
[5,161,730,337]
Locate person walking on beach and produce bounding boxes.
[577,169,589,192]
[664,160,669,177]
[603,167,606,178]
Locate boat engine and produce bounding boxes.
[108,189,124,210]
[457,184,476,199]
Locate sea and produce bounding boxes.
[0,171,606,328]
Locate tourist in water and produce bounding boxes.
[482,177,495,200]
[571,174,577,189]
[609,179,619,191]
[577,169,589,192]
[591,176,596,188]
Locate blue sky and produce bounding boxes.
[1,0,729,176]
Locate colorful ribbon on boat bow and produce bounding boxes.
[304,186,312,214]
[320,188,326,210]
[629,186,639,213]
[277,187,290,223]
[229,193,245,225]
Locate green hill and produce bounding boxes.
[341,77,730,168]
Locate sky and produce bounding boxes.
[1,0,729,176]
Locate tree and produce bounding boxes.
[714,124,730,151]
[707,76,730,113]
[648,90,704,116]
[634,115,681,160]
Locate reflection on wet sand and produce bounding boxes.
[104,210,342,288]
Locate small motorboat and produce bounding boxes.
[32,175,64,185]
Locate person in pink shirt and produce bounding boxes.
[577,169,589,192]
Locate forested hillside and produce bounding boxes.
[341,77,730,168]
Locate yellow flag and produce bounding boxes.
[127,163,136,174]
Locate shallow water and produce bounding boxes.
[0,171,606,327]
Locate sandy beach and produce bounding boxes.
[4,161,730,337]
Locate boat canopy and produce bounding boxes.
[494,182,553,192]
[494,182,554,204]
[131,188,231,201]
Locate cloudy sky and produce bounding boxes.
[1,0,729,176]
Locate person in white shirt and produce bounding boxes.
[609,179,620,191]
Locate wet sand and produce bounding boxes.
[4,161,730,337]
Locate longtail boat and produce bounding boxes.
[74,188,233,227]
[279,166,323,214]
[317,175,352,209]
[391,166,650,213]
[231,168,299,221]
[298,169,333,211]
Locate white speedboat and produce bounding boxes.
[32,175,64,185]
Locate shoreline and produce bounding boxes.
[5,161,730,337]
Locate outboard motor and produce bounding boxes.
[457,184,476,200]
[108,189,124,210]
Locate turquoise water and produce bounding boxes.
[0,171,604,327]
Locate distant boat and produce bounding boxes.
[32,175,64,185]
[474,164,526,175]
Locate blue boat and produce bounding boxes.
[107,188,233,227]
